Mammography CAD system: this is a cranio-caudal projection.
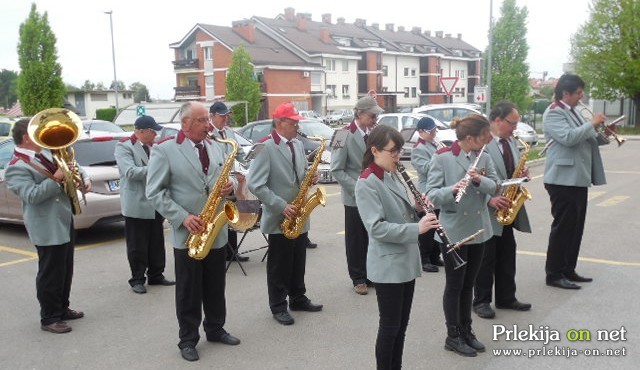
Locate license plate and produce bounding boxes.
[108,179,120,192]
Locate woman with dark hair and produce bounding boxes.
[425,114,500,357]
[355,125,440,369]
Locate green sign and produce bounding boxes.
[136,105,146,116]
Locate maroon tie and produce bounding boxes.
[363,133,369,144]
[195,143,209,174]
[35,153,58,174]
[219,130,226,140]
[142,144,150,158]
[499,138,515,178]
[286,141,296,167]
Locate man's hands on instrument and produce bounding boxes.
[418,213,440,234]
[52,168,65,182]
[467,167,482,184]
[221,180,234,196]
[184,214,205,234]
[311,172,319,185]
[591,112,607,129]
[282,204,298,220]
[83,179,91,192]
[489,195,511,210]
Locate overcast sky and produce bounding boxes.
[1,0,592,100]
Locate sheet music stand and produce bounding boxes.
[225,200,269,275]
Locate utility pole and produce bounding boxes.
[105,11,119,112]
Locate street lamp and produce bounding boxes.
[325,88,332,116]
[105,10,119,111]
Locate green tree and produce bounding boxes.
[109,80,126,91]
[0,69,19,109]
[81,80,95,90]
[225,44,262,126]
[571,0,640,126]
[16,3,65,115]
[486,0,530,110]
[129,81,150,103]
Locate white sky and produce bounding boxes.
[0,0,592,100]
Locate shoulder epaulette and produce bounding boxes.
[157,136,175,144]
[359,167,374,179]
[436,146,452,155]
[119,136,132,143]
[258,135,272,143]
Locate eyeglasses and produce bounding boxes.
[380,147,402,156]
[190,117,211,124]
[504,117,519,126]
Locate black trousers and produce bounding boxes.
[124,212,166,286]
[35,238,75,326]
[374,280,415,370]
[174,247,226,349]
[440,242,484,327]
[418,209,441,265]
[267,233,308,314]
[544,184,588,281]
[344,205,369,285]
[474,228,517,306]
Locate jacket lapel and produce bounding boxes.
[488,140,507,178]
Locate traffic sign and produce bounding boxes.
[136,105,146,117]
[367,89,377,98]
[440,77,459,96]
[474,86,488,103]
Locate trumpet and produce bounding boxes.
[577,101,626,146]
[454,144,486,204]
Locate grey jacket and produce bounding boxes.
[114,135,156,219]
[410,138,437,193]
[330,121,366,207]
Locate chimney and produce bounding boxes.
[435,31,443,38]
[337,17,345,25]
[284,7,295,21]
[424,30,431,37]
[371,23,379,30]
[385,23,394,31]
[445,33,451,38]
[412,26,421,34]
[457,33,462,39]
[322,13,332,24]
[232,19,256,43]
[354,18,366,27]
[296,13,311,31]
[398,26,405,32]
[320,26,330,43]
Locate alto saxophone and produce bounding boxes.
[186,137,240,260]
[496,136,532,225]
[280,132,327,239]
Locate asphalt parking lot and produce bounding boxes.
[0,141,638,369]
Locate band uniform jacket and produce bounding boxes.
[247,130,309,235]
[5,149,86,246]
[210,126,246,162]
[485,137,532,236]
[425,142,499,244]
[543,101,608,187]
[330,121,366,207]
[410,138,437,193]
[114,135,156,219]
[355,163,421,284]
[145,131,236,250]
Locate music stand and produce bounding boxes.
[225,200,268,275]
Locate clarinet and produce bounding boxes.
[454,144,486,204]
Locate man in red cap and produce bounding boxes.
[248,102,323,326]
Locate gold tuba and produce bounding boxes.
[186,137,240,260]
[496,136,532,225]
[28,108,86,215]
[280,132,326,239]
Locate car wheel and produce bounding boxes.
[338,119,343,125]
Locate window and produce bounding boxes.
[404,87,409,98]
[342,60,349,72]
[203,47,212,61]
[377,116,397,129]
[411,69,416,77]
[341,85,350,98]
[90,93,108,101]
[311,72,321,85]
[411,87,417,98]
[327,85,336,98]
[404,68,409,77]
[382,65,388,77]
[325,59,336,71]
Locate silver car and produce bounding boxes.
[376,113,456,159]
[0,133,125,230]
[324,109,354,126]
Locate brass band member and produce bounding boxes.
[543,74,609,289]
[248,103,323,326]
[355,125,440,369]
[425,114,499,357]
[146,102,240,362]
[473,102,531,319]
[330,96,383,295]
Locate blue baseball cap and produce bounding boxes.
[416,116,436,131]
[134,115,162,130]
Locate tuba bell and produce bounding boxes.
[27,108,86,215]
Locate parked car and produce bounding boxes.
[376,113,457,159]
[236,119,336,183]
[513,121,538,147]
[412,103,482,126]
[83,120,125,134]
[0,117,18,141]
[324,109,354,126]
[298,110,323,121]
[0,133,127,230]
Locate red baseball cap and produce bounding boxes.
[273,103,304,120]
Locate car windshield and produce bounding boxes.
[83,121,124,133]
[73,138,119,166]
[298,121,335,140]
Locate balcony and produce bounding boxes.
[174,86,201,100]
[173,59,199,71]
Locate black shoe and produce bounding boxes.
[431,257,445,267]
[546,278,581,289]
[444,336,477,357]
[62,309,84,320]
[180,346,199,362]
[132,284,147,294]
[290,300,323,312]
[496,300,532,311]
[273,311,295,325]
[473,303,495,319]
[207,332,241,345]
[148,278,175,286]
[422,263,439,273]
[461,326,485,352]
[565,272,592,283]
[306,242,317,249]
